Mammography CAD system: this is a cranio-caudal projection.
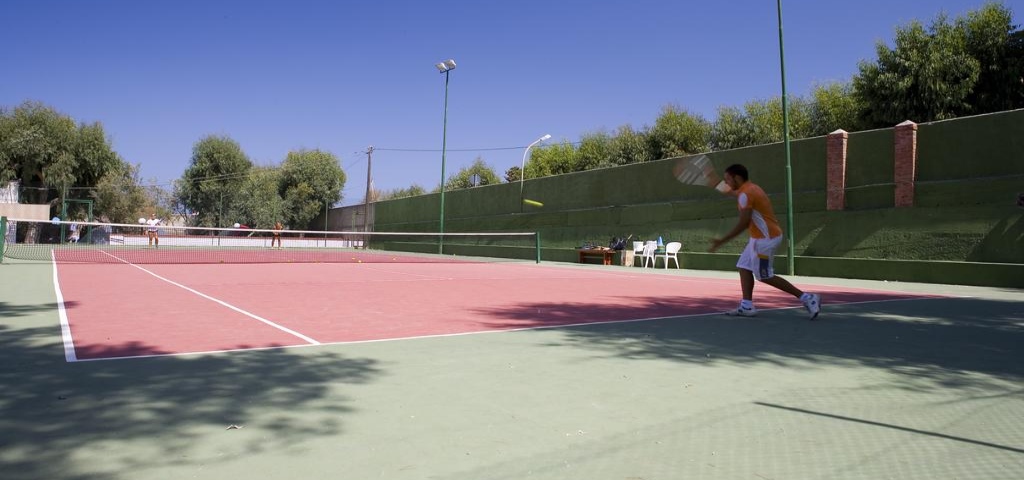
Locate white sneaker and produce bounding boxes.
[725,305,757,317]
[803,293,821,320]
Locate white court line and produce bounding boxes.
[51,250,78,362]
[95,251,320,346]
[72,296,953,362]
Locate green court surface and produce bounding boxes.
[1,259,1022,480]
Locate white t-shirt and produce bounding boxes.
[146,218,161,232]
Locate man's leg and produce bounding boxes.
[724,238,760,316]
[761,275,802,298]
[724,268,758,316]
[739,268,755,300]
[761,275,821,319]
[752,236,821,319]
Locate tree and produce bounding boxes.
[140,180,177,221]
[744,96,814,145]
[176,135,252,229]
[609,125,655,165]
[283,182,321,231]
[526,142,579,179]
[92,162,149,224]
[504,166,522,183]
[0,102,77,212]
[73,121,125,200]
[0,101,125,240]
[710,97,813,150]
[445,157,501,190]
[649,105,711,159]
[378,184,426,201]
[854,13,981,126]
[576,131,613,170]
[229,166,285,228]
[809,81,864,135]
[279,149,345,230]
[710,106,755,151]
[959,3,1024,113]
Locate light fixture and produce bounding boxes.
[436,59,456,73]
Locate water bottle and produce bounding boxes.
[657,236,664,247]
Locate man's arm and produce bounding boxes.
[709,208,752,252]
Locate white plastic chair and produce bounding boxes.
[657,241,682,269]
[631,241,645,266]
[640,241,658,268]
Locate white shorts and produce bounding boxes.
[736,235,783,280]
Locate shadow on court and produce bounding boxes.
[478,296,1024,393]
[754,401,1024,454]
[0,301,78,318]
[0,321,382,480]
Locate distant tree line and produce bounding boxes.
[0,103,346,236]
[173,136,345,231]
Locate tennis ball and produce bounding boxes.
[523,199,544,207]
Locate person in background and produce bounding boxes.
[68,220,80,243]
[146,213,161,248]
[271,221,283,248]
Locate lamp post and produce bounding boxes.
[519,134,551,209]
[435,58,456,255]
[777,0,796,275]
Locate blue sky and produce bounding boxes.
[1,0,1016,205]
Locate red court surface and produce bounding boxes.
[53,261,939,361]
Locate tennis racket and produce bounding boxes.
[672,155,731,193]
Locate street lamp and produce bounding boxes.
[435,58,456,254]
[519,133,551,209]
[776,0,796,275]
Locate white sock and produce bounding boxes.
[740,299,754,309]
[800,293,811,302]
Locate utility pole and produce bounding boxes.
[364,146,374,233]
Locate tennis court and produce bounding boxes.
[52,254,932,361]
[2,245,1022,479]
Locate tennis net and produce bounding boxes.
[0,217,541,265]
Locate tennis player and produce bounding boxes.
[271,221,283,248]
[709,164,821,319]
[146,213,161,248]
[68,221,80,243]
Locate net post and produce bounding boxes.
[534,231,541,264]
[0,216,6,263]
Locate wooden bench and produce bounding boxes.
[578,248,616,265]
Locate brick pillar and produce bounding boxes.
[894,120,918,207]
[826,129,848,211]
